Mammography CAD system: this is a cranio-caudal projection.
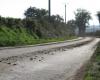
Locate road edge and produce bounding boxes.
[0,37,83,50]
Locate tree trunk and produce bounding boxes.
[78,26,85,36]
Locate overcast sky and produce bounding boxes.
[0,0,99,25]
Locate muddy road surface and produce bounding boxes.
[0,37,99,80]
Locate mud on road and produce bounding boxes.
[0,38,93,66]
[0,38,99,80]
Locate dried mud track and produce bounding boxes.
[0,37,99,80]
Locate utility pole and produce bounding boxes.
[48,0,51,20]
[65,4,66,24]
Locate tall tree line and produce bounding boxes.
[0,7,92,37]
[0,7,71,38]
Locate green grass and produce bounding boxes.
[0,26,77,47]
[0,26,38,46]
[84,42,100,80]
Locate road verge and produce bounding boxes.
[72,41,100,80]
[0,37,83,50]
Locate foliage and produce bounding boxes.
[67,19,77,35]
[0,7,77,46]
[0,26,38,46]
[0,25,76,46]
[97,11,100,24]
[24,7,48,20]
[24,7,73,38]
[75,9,91,36]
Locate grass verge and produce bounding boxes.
[0,26,77,47]
[84,42,100,80]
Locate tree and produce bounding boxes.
[24,7,48,20]
[97,11,100,25]
[50,15,64,23]
[75,9,91,36]
[67,20,76,35]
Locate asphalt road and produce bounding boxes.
[0,37,99,80]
